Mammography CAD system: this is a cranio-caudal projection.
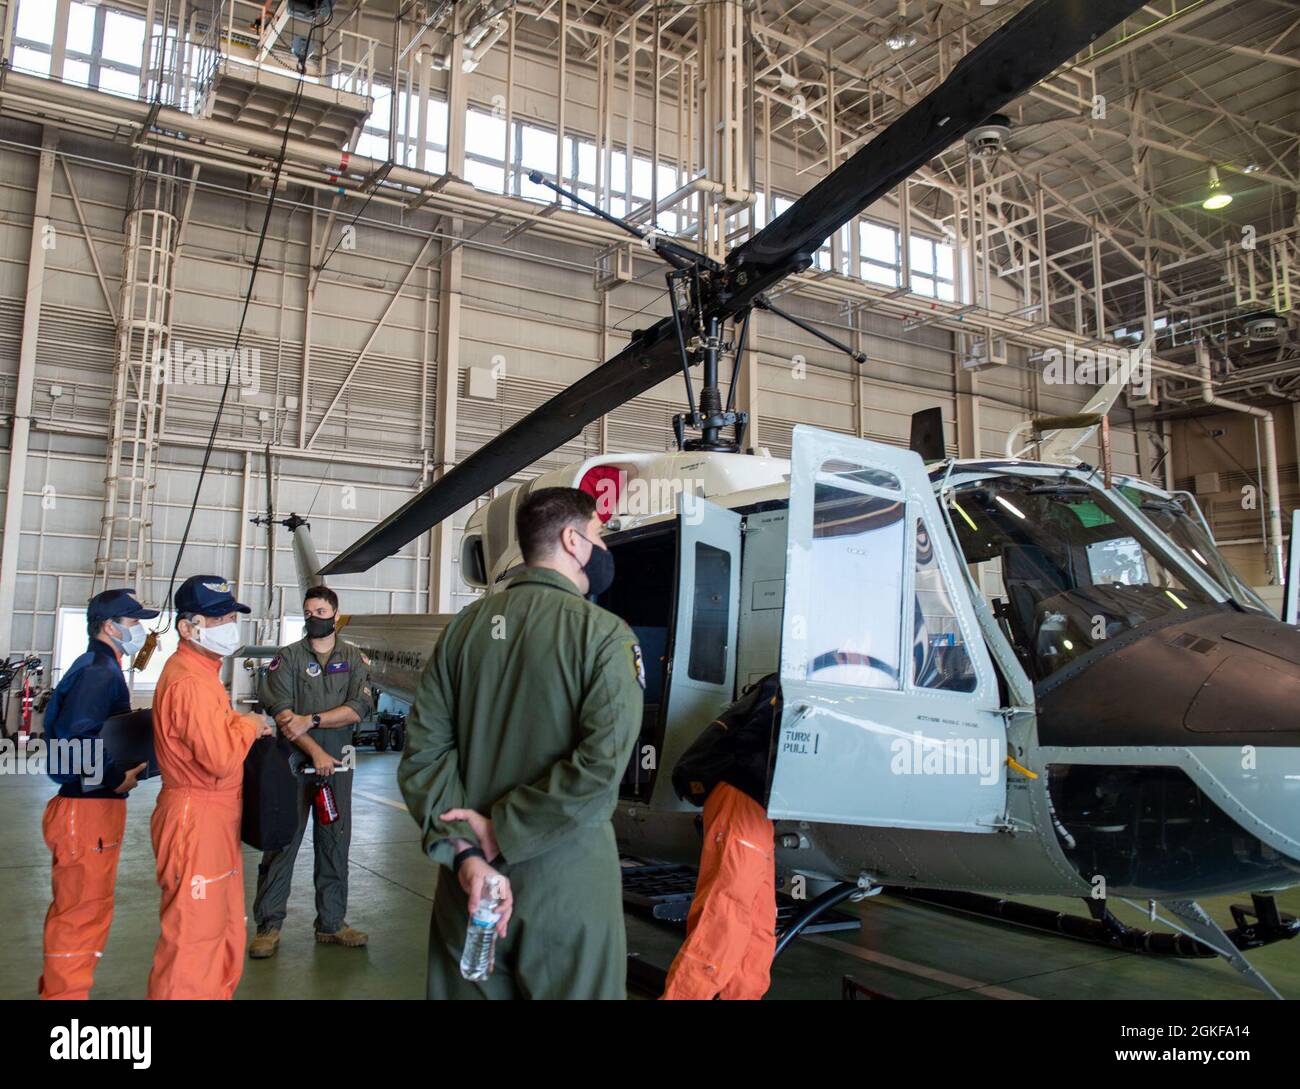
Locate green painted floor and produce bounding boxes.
[3,752,1298,1000]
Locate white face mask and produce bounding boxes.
[110,621,147,657]
[194,620,242,657]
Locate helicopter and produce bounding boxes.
[256,0,1300,998]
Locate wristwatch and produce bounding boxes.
[311,713,321,729]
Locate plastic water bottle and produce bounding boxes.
[459,875,502,981]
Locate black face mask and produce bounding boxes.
[578,534,615,598]
[305,615,336,639]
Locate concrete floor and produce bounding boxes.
[3,750,1298,1000]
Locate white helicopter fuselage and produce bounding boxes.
[323,428,1300,907]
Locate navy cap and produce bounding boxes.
[174,575,252,618]
[87,589,160,626]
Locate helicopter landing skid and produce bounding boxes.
[886,887,1295,1000]
[1128,897,1287,1001]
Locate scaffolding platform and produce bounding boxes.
[195,57,371,152]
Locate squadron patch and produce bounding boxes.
[305,661,322,678]
[268,655,281,672]
[630,644,645,690]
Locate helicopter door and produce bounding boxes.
[648,496,742,811]
[768,425,1007,832]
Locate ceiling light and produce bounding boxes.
[1243,162,1260,174]
[885,24,917,50]
[1201,165,1232,211]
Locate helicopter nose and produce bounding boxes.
[1035,608,1300,885]
[1036,609,1300,748]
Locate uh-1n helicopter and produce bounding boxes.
[266,0,1300,997]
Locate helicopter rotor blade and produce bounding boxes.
[322,0,1147,575]
[723,0,1146,304]
[320,318,680,575]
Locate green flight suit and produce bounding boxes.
[254,635,374,934]
[398,566,644,1000]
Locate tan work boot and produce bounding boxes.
[316,924,368,948]
[249,928,281,959]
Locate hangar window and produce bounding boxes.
[11,0,143,98]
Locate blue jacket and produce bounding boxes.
[44,640,131,799]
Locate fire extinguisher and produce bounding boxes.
[312,780,340,825]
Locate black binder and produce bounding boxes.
[100,709,160,780]
[241,734,301,852]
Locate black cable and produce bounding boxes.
[156,20,328,630]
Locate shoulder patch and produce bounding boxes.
[268,655,281,672]
[630,644,645,690]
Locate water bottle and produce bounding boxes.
[459,875,502,981]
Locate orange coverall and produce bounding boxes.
[662,781,777,1000]
[40,797,126,999]
[147,640,261,1000]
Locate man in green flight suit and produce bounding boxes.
[399,486,644,999]
[250,585,374,958]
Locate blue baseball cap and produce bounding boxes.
[174,575,252,618]
[87,589,160,626]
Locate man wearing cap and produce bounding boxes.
[147,575,272,1000]
[38,589,156,1000]
[249,584,372,959]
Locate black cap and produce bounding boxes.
[87,589,160,626]
[174,575,252,618]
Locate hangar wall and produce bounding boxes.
[0,25,1151,682]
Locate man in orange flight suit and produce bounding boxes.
[662,675,781,1001]
[39,589,156,999]
[147,575,271,1000]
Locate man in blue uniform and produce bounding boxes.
[39,588,156,999]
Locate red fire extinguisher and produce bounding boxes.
[313,781,340,825]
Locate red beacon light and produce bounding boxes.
[578,465,624,523]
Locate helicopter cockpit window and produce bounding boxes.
[1120,487,1271,615]
[805,481,905,689]
[946,476,1221,681]
[913,518,976,692]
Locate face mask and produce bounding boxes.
[195,620,242,658]
[578,534,615,597]
[304,615,336,639]
[109,621,147,658]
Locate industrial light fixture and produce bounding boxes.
[1201,165,1232,211]
[885,24,917,50]
[1243,162,1260,174]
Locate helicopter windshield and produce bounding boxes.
[1118,487,1272,615]
[946,475,1227,681]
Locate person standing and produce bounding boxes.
[399,487,644,999]
[147,575,271,1000]
[249,585,373,958]
[39,589,155,999]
